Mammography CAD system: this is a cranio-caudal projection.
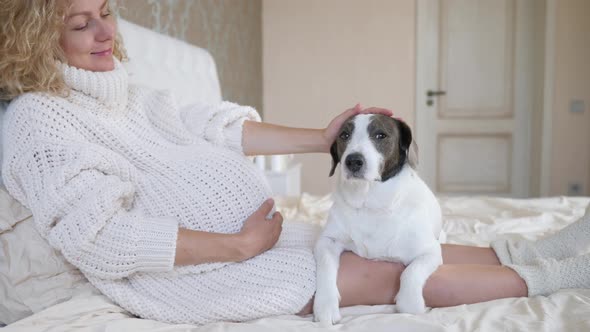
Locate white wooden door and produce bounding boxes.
[416,0,535,197]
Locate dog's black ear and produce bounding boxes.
[329,141,339,177]
[396,119,412,157]
[381,119,414,182]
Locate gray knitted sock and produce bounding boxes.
[491,203,590,266]
[508,253,590,296]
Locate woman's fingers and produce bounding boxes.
[267,211,283,247]
[342,103,362,118]
[272,211,284,224]
[361,106,393,117]
[256,198,275,218]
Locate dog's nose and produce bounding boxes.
[345,153,364,172]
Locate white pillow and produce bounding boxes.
[0,188,99,325]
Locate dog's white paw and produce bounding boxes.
[313,289,341,326]
[395,287,426,314]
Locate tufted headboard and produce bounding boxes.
[118,19,222,107]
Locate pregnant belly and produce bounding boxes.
[143,149,272,234]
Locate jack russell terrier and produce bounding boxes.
[313,114,444,325]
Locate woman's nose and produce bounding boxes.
[96,20,115,42]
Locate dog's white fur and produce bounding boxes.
[313,115,443,325]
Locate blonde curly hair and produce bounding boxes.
[0,0,127,101]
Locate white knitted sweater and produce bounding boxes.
[1,60,317,324]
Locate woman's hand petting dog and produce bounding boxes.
[322,104,393,152]
[238,199,284,260]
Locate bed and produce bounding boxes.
[2,19,590,331]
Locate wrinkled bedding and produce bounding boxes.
[3,193,590,331]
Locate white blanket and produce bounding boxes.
[4,194,590,331]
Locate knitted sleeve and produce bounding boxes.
[2,123,178,280]
[179,101,261,153]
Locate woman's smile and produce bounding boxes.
[91,48,112,56]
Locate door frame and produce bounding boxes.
[415,0,555,197]
[540,0,555,196]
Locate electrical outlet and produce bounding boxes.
[568,182,584,196]
[570,99,585,113]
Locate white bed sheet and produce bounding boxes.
[4,194,590,331]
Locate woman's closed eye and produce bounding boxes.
[74,22,89,31]
[71,11,110,31]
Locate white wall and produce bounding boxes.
[549,0,590,196]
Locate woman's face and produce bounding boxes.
[60,0,116,72]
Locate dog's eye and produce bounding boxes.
[375,132,388,140]
[339,132,350,140]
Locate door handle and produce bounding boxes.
[426,90,446,106]
[427,90,447,97]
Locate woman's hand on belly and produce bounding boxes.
[237,198,284,259]
[174,199,283,266]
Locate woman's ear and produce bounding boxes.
[329,141,340,177]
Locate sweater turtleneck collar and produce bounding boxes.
[61,58,128,112]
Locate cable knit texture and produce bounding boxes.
[491,204,590,296]
[1,59,317,325]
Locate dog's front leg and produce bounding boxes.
[395,244,443,314]
[313,235,345,326]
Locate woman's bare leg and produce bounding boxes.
[336,252,405,307]
[335,249,525,308]
[423,264,527,307]
[298,252,404,314]
[442,244,501,265]
[299,244,524,315]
